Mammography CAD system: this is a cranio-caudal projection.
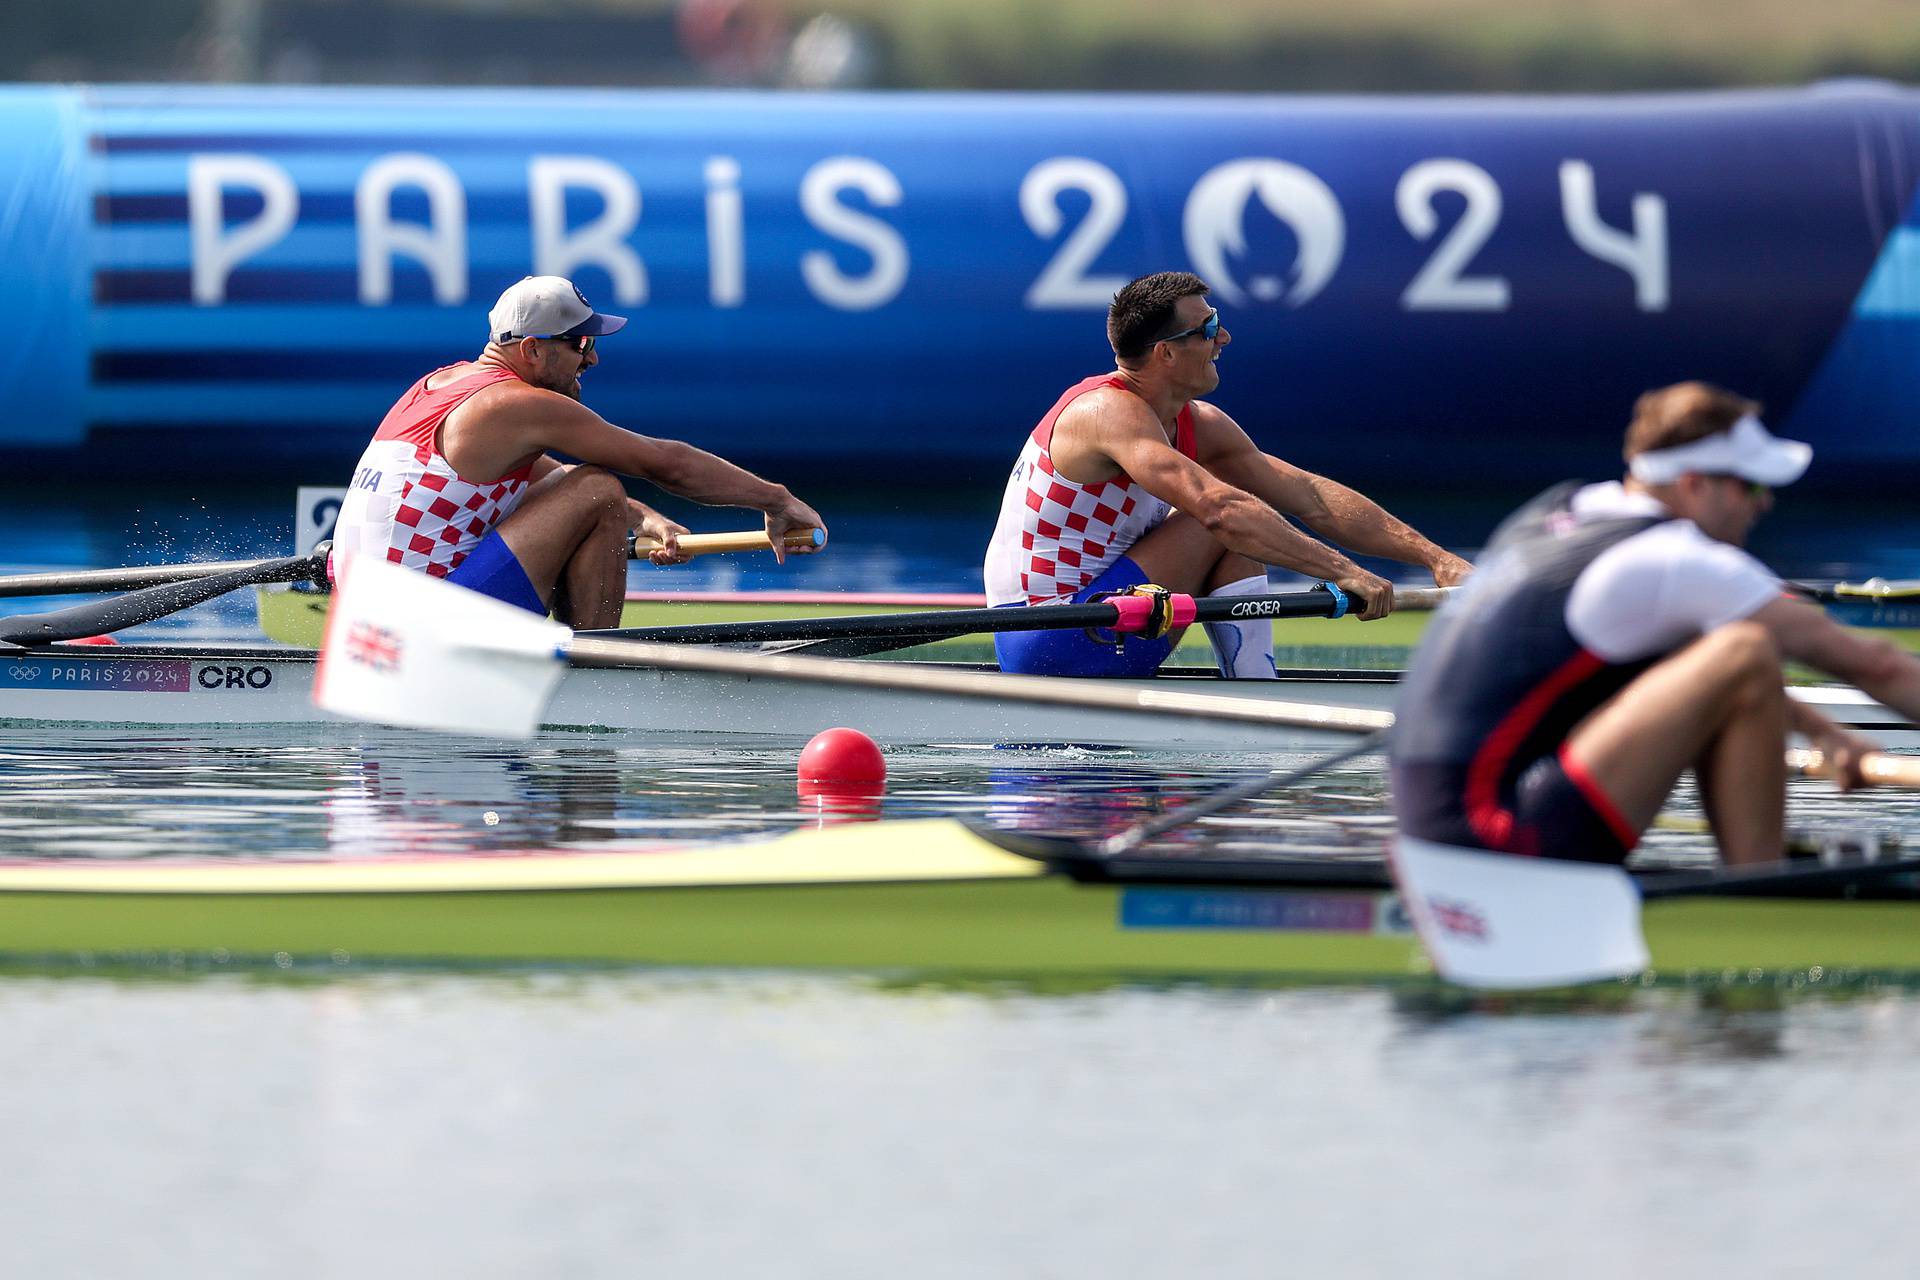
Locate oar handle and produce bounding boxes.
[629,528,826,559]
[1393,586,1454,611]
[1786,747,1920,788]
[1790,577,1920,603]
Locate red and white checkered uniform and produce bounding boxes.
[332,365,536,579]
[984,375,1197,605]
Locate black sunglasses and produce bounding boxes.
[534,334,595,355]
[1706,473,1770,500]
[1154,309,1220,346]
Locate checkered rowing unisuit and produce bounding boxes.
[331,364,535,578]
[983,375,1196,605]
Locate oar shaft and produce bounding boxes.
[0,552,329,646]
[0,529,817,599]
[1787,747,1920,788]
[0,556,297,599]
[629,528,825,558]
[565,636,1394,736]
[1639,850,1920,901]
[1098,732,1389,856]
[588,584,1442,648]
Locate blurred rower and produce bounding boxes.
[332,275,823,627]
[1392,381,1920,866]
[983,271,1470,678]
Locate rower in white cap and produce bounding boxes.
[1392,380,1920,866]
[332,275,824,627]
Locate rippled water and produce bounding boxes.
[0,725,1401,861]
[2,970,1919,1277]
[6,725,1914,873]
[3,736,1904,1274]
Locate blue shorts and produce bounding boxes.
[446,530,546,616]
[993,556,1179,678]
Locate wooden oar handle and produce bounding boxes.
[630,528,827,559]
[1393,586,1455,612]
[1832,578,1920,601]
[1786,747,1920,788]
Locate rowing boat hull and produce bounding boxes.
[1,820,1915,983]
[4,644,1911,747]
[0,643,1401,748]
[0,876,1427,978]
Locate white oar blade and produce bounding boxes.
[1390,836,1650,989]
[314,555,569,738]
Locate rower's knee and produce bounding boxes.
[564,464,625,503]
[1704,620,1783,707]
[1710,619,1779,669]
[558,465,629,526]
[1205,553,1263,594]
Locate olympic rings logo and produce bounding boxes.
[6,666,41,680]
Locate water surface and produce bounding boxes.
[1,971,1917,1278]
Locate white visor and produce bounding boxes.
[1627,414,1812,487]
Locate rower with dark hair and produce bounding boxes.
[332,275,824,628]
[1391,381,1920,866]
[983,270,1470,678]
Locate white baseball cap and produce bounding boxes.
[1627,414,1812,487]
[488,276,628,343]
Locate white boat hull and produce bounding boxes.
[3,645,1912,751]
[0,645,1400,749]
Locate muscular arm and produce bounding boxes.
[1086,401,1369,583]
[1751,594,1920,789]
[541,405,790,510]
[1754,595,1920,722]
[1197,406,1472,586]
[445,381,818,532]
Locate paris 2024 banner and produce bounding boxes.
[2,81,1917,489]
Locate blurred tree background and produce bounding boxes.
[7,0,1916,91]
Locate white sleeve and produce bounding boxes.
[1566,524,1783,662]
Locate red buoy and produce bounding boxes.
[797,726,886,787]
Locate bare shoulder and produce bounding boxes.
[465,375,564,410]
[1188,399,1255,442]
[1187,398,1259,461]
[442,377,611,479]
[1059,384,1161,441]
[460,378,600,431]
[1187,398,1237,430]
[1047,387,1165,482]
